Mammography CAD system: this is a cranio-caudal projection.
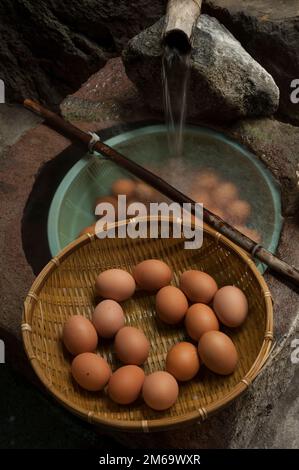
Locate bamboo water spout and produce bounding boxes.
[163,0,202,52]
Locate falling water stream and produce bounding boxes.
[162,45,191,160]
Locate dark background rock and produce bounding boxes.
[227,118,299,216]
[123,15,279,123]
[0,0,166,106]
[1,0,299,119]
[203,0,299,124]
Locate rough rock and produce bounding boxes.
[203,0,299,124]
[2,0,299,118]
[0,0,166,105]
[82,0,167,51]
[227,118,299,216]
[60,57,154,123]
[0,105,41,150]
[0,0,111,105]
[123,15,279,122]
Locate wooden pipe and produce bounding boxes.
[163,0,202,52]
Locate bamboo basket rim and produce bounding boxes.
[22,216,273,432]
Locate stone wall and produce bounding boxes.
[0,0,166,105]
[1,0,299,124]
[204,1,299,123]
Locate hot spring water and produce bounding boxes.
[162,45,190,159]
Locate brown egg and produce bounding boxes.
[95,269,136,302]
[78,224,96,237]
[193,170,219,191]
[92,300,125,338]
[198,331,238,375]
[156,286,188,325]
[166,342,200,381]
[71,352,111,391]
[62,315,98,356]
[213,285,248,327]
[108,365,145,405]
[133,259,172,291]
[185,303,219,340]
[179,270,218,304]
[134,182,160,203]
[227,200,251,224]
[142,371,179,410]
[190,190,213,208]
[114,326,150,365]
[111,178,136,198]
[208,206,226,220]
[214,182,238,207]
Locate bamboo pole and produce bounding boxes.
[23,99,299,287]
[163,0,202,51]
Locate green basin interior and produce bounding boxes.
[48,125,283,273]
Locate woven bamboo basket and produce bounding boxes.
[22,217,273,432]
